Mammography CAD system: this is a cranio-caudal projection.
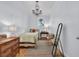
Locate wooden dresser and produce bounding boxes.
[0,37,19,57]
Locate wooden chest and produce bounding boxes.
[0,37,19,57]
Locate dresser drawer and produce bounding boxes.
[0,37,19,57]
[12,48,19,57]
[1,40,18,52]
[12,44,19,50]
[1,48,12,57]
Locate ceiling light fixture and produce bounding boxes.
[32,1,42,16]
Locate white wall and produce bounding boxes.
[0,1,79,57]
[50,1,79,57]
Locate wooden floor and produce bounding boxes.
[17,48,27,57]
[16,48,64,57]
[16,40,64,57]
[16,48,52,57]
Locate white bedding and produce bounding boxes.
[20,32,38,43]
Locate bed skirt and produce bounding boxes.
[20,42,37,48]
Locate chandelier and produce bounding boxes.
[32,1,42,16]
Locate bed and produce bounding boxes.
[20,32,38,48]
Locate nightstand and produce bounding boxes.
[39,31,49,40]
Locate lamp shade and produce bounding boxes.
[8,25,16,32]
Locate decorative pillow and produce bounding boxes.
[30,28,37,32]
[32,29,36,32]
